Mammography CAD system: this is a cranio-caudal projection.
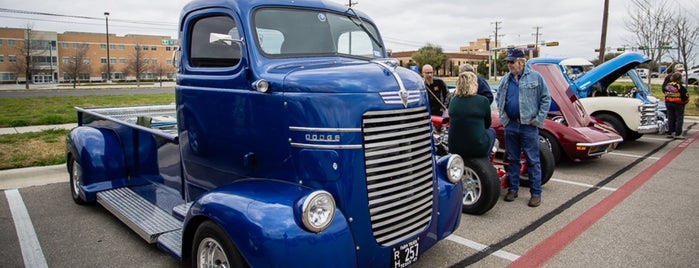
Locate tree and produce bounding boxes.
[125,44,151,87]
[411,44,447,74]
[153,61,174,87]
[625,0,673,86]
[9,25,41,89]
[670,9,699,86]
[476,60,489,78]
[60,46,91,88]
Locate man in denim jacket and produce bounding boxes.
[496,48,551,207]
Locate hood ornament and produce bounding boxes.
[399,89,409,108]
[372,59,410,108]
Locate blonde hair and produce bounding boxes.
[455,71,478,97]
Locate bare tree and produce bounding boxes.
[670,9,699,86]
[9,24,41,89]
[125,44,151,87]
[153,61,174,87]
[60,46,91,88]
[625,0,674,86]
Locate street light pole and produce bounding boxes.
[104,12,111,83]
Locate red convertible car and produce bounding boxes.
[491,63,623,164]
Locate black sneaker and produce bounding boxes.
[504,191,518,202]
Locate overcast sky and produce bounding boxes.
[1,0,697,63]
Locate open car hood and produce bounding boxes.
[530,63,591,128]
[574,52,650,92]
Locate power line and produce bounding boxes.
[0,8,177,27]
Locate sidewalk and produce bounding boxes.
[0,123,76,135]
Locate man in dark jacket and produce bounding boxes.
[422,64,449,116]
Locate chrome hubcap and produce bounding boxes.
[461,168,481,206]
[197,238,229,268]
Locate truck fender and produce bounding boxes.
[182,179,357,267]
[434,155,463,238]
[66,126,128,202]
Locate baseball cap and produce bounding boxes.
[504,49,526,61]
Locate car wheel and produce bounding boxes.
[461,158,500,215]
[519,138,555,187]
[626,131,643,141]
[594,114,627,141]
[192,221,248,268]
[539,131,562,164]
[68,156,88,205]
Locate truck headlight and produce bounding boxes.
[301,190,336,233]
[446,154,464,183]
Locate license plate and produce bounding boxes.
[392,238,419,268]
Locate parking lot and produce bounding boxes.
[1,122,698,267]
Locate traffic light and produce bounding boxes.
[545,41,559,47]
[527,44,536,48]
[638,46,647,50]
[595,48,601,52]
[617,47,625,51]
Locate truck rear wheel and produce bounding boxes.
[192,221,248,268]
[68,156,88,205]
[461,158,500,215]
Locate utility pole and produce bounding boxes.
[104,12,111,83]
[346,1,357,7]
[598,0,609,63]
[491,21,502,81]
[533,26,542,57]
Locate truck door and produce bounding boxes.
[176,9,253,200]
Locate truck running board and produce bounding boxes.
[96,187,183,243]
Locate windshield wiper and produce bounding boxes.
[346,8,383,49]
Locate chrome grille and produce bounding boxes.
[362,107,434,246]
[639,103,658,126]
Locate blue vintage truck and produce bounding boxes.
[65,0,464,267]
[528,52,665,141]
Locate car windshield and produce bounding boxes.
[627,69,651,95]
[253,7,384,59]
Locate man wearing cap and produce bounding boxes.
[495,49,551,207]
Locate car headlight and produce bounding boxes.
[301,190,336,233]
[446,154,464,183]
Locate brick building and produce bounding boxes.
[0,27,178,84]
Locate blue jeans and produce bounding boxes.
[505,122,542,196]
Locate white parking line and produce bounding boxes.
[550,178,617,191]
[446,234,520,261]
[607,152,661,160]
[5,189,48,268]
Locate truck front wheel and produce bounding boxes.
[595,114,627,141]
[192,221,248,268]
[461,158,500,215]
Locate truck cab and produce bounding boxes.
[528,52,665,141]
[65,0,464,267]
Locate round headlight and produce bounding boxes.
[252,79,269,93]
[446,154,464,183]
[302,190,336,233]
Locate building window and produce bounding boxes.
[152,59,157,65]
[0,55,3,62]
[78,73,90,80]
[113,73,125,80]
[118,44,125,50]
[166,46,171,51]
[119,58,125,64]
[1,73,18,81]
[100,58,107,64]
[62,57,69,64]
[0,39,3,46]
[82,43,89,49]
[142,46,148,51]
[110,44,115,49]
[166,59,171,65]
[83,58,90,64]
[144,59,149,64]
[9,55,16,62]
[62,43,69,49]
[110,58,116,64]
[72,43,79,48]
[100,44,107,49]
[151,46,157,51]
[8,40,15,46]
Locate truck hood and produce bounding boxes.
[574,52,650,92]
[267,58,424,93]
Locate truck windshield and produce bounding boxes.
[253,7,384,59]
